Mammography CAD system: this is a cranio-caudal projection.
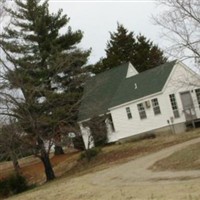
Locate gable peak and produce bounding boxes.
[126,62,138,78]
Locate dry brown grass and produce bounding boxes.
[7,130,200,200]
[0,152,80,185]
[3,129,200,200]
[63,129,200,178]
[1,128,200,185]
[151,141,200,171]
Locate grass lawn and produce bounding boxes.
[64,129,200,178]
[4,129,200,200]
[1,128,200,185]
[0,129,200,200]
[151,141,200,171]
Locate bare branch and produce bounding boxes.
[154,0,200,64]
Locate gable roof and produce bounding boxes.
[78,60,176,122]
[110,60,176,108]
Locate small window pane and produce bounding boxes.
[151,98,161,115]
[195,89,200,108]
[137,103,147,119]
[169,94,180,118]
[126,107,132,119]
[173,110,180,118]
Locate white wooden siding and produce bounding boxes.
[109,62,200,142]
[79,124,94,149]
[110,94,174,141]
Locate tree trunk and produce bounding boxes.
[54,133,64,155]
[54,145,64,155]
[37,137,55,181]
[10,152,20,174]
[40,151,55,181]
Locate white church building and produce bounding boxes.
[78,60,200,148]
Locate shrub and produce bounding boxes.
[80,147,101,161]
[92,130,107,147]
[126,132,156,143]
[140,133,156,140]
[0,174,29,198]
[73,135,85,151]
[84,116,108,147]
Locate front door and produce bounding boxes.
[180,91,196,121]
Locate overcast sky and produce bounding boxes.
[49,1,163,64]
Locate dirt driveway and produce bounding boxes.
[9,138,200,200]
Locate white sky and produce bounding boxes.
[49,0,163,64]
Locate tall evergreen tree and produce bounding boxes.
[0,0,90,181]
[92,23,167,74]
[133,34,167,72]
[92,24,136,74]
[104,24,136,69]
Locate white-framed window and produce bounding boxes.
[151,98,161,115]
[169,94,180,118]
[126,107,132,119]
[195,88,200,108]
[137,103,147,119]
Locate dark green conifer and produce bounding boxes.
[92,23,167,74]
[0,0,90,181]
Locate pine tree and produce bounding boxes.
[0,0,90,181]
[92,24,136,74]
[133,34,167,72]
[104,24,136,68]
[92,24,167,74]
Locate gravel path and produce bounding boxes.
[9,137,200,200]
[91,137,200,185]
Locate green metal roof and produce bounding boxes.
[78,60,176,121]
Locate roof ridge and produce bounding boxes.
[90,62,130,79]
[131,60,177,78]
[109,60,176,108]
[91,60,176,81]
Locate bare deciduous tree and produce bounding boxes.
[154,0,200,66]
[0,119,24,173]
[0,0,6,20]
